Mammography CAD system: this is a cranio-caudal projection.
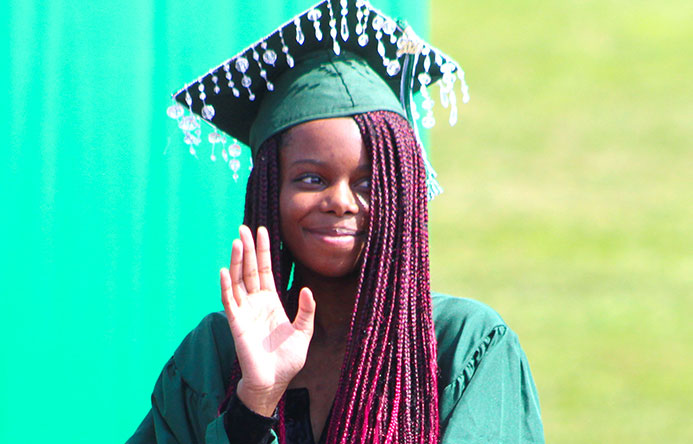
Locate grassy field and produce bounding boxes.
[428,0,692,442]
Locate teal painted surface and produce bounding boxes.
[1,1,428,442]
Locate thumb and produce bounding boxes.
[292,287,316,337]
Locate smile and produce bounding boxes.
[306,227,364,236]
[304,227,365,246]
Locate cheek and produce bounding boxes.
[278,191,306,239]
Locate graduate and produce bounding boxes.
[128,1,544,443]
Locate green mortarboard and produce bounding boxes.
[167,0,469,199]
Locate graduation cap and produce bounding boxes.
[167,0,469,199]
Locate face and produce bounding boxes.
[279,117,371,279]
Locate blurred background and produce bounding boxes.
[1,0,691,442]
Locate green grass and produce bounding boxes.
[428,0,693,442]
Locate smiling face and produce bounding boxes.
[279,117,371,279]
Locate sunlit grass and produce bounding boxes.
[429,0,693,441]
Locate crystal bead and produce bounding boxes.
[261,41,267,49]
[185,91,193,106]
[229,159,241,172]
[167,104,184,119]
[424,54,431,72]
[441,62,455,73]
[341,20,349,41]
[241,75,252,88]
[418,73,431,86]
[377,40,385,57]
[199,92,206,101]
[252,49,260,62]
[210,153,217,162]
[295,18,305,45]
[440,86,449,108]
[333,41,341,56]
[235,57,249,73]
[386,59,401,76]
[189,147,197,156]
[228,143,242,157]
[178,116,199,131]
[221,148,229,162]
[422,46,430,56]
[462,84,470,104]
[201,104,215,120]
[184,132,201,145]
[383,20,396,35]
[314,23,323,41]
[232,88,240,97]
[356,22,363,34]
[443,72,456,86]
[435,53,443,67]
[286,54,295,68]
[214,86,220,94]
[232,173,239,181]
[358,33,369,46]
[372,15,384,31]
[208,132,226,144]
[249,93,256,101]
[307,8,322,21]
[226,72,232,80]
[263,49,277,66]
[198,83,205,92]
[422,115,435,129]
[422,98,434,110]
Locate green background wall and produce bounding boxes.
[1,1,428,442]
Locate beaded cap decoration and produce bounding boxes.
[167,0,469,200]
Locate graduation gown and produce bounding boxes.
[127,293,545,443]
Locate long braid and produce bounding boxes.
[325,111,439,444]
[219,111,438,444]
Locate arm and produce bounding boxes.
[438,326,545,444]
[127,226,314,443]
[126,357,227,444]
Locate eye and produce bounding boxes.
[355,177,371,192]
[295,173,323,186]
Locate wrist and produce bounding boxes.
[235,379,288,417]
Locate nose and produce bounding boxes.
[322,180,360,216]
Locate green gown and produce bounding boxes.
[127,293,545,443]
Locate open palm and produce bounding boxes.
[220,225,316,414]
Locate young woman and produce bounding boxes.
[128,2,544,443]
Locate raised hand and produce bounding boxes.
[220,225,316,416]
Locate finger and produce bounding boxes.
[292,287,316,337]
[229,238,246,305]
[256,226,277,292]
[220,268,239,320]
[239,225,261,294]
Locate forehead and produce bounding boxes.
[280,117,368,165]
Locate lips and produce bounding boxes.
[305,227,365,237]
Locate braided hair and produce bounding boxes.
[221,110,439,444]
